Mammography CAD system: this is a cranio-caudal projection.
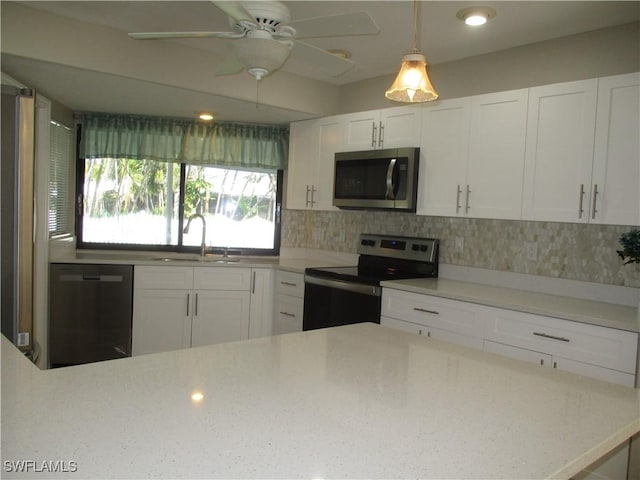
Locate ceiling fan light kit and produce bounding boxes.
[385,0,438,103]
[128,1,380,81]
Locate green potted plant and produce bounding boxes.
[617,229,640,265]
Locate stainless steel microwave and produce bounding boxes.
[333,147,420,211]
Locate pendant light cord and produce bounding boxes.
[412,0,419,51]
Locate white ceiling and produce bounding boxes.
[2,1,639,123]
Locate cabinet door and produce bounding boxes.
[382,316,483,349]
[276,270,305,298]
[592,72,640,225]
[552,356,635,387]
[274,294,304,335]
[249,269,274,339]
[134,266,193,290]
[286,119,317,210]
[132,289,191,356]
[314,118,343,210]
[418,98,471,216]
[484,340,553,367]
[191,291,251,347]
[379,105,422,149]
[522,79,598,222]
[467,89,528,220]
[343,110,379,151]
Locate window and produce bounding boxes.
[77,157,282,255]
[48,121,73,237]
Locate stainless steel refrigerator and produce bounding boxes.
[1,84,36,356]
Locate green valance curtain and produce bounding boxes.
[77,113,289,170]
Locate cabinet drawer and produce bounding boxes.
[276,270,305,298]
[484,307,638,374]
[193,267,251,290]
[274,294,304,335]
[382,316,484,349]
[134,266,193,290]
[381,289,484,340]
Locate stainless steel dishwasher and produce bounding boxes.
[49,263,133,368]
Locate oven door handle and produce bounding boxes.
[304,275,382,297]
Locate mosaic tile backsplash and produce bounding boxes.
[282,209,640,288]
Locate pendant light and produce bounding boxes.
[385,0,438,103]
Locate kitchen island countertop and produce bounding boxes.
[2,323,639,479]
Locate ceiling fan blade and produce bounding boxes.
[129,31,244,40]
[216,55,246,76]
[210,0,255,23]
[291,40,355,77]
[286,11,380,39]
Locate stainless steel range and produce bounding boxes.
[303,233,439,331]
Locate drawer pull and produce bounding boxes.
[533,332,570,343]
[279,312,296,318]
[414,307,439,315]
[280,281,298,287]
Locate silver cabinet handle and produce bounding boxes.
[540,358,545,366]
[378,121,384,148]
[252,271,256,294]
[465,185,471,214]
[385,158,397,200]
[371,122,377,148]
[578,184,585,218]
[591,184,599,219]
[281,281,298,287]
[195,293,199,316]
[186,293,190,316]
[455,185,462,214]
[533,332,570,342]
[418,329,431,337]
[309,185,316,207]
[305,185,310,207]
[280,312,296,318]
[413,307,439,315]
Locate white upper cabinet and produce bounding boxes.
[591,72,640,225]
[466,89,529,220]
[342,105,422,151]
[418,90,528,220]
[522,79,599,223]
[286,119,317,210]
[417,98,471,216]
[286,117,343,211]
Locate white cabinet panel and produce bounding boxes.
[484,306,638,374]
[522,79,598,222]
[132,289,191,356]
[342,106,422,151]
[552,356,635,387]
[484,340,553,367]
[276,270,305,298]
[134,266,193,290]
[314,118,343,210]
[191,291,251,347]
[418,98,470,216]
[592,72,640,225]
[286,119,317,210]
[381,289,485,340]
[193,266,251,290]
[274,295,304,335]
[249,268,274,339]
[466,89,528,220]
[382,316,483,349]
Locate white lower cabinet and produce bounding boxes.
[133,266,254,356]
[381,287,638,388]
[381,289,485,349]
[274,270,305,335]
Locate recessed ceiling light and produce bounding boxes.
[198,112,214,121]
[456,7,496,26]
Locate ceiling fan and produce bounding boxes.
[128,1,380,80]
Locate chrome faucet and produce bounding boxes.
[183,214,206,257]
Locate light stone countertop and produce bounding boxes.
[381,278,640,333]
[2,324,639,479]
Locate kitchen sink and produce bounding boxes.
[151,256,239,263]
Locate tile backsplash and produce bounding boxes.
[282,209,640,288]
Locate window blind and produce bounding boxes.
[49,121,72,237]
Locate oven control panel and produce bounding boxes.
[358,234,439,263]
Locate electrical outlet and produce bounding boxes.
[525,242,538,261]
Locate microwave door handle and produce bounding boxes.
[385,158,397,199]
